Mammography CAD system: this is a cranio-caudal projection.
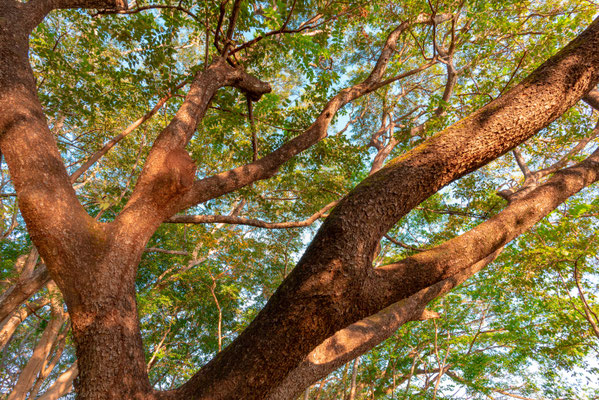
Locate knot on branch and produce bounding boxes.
[111,0,128,10]
[210,57,272,101]
[232,72,272,102]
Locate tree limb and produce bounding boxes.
[267,249,502,400]
[167,201,337,229]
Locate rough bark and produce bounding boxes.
[174,17,599,400]
[271,137,599,398]
[266,251,501,400]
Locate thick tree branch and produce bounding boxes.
[271,135,599,397]
[114,57,271,238]
[369,147,599,309]
[268,249,502,400]
[22,0,128,28]
[174,19,599,399]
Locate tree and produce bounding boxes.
[1,0,599,399]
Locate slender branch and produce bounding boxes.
[94,4,200,21]
[70,81,186,183]
[36,363,78,400]
[512,148,532,177]
[499,120,599,201]
[573,263,599,338]
[213,0,228,54]
[0,297,50,351]
[0,266,50,323]
[167,201,337,229]
[231,1,327,56]
[221,0,242,57]
[144,247,189,256]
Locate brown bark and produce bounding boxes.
[267,251,500,400]
[270,143,599,399]
[173,18,599,400]
[172,17,440,213]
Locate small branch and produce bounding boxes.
[70,80,186,183]
[499,120,599,201]
[384,234,426,252]
[167,201,338,229]
[93,4,200,20]
[246,95,258,162]
[213,0,228,54]
[144,247,189,256]
[512,148,532,178]
[0,266,50,324]
[573,263,599,338]
[222,0,243,57]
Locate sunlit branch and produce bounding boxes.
[167,201,337,229]
[268,250,502,400]
[94,4,200,21]
[499,119,599,201]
